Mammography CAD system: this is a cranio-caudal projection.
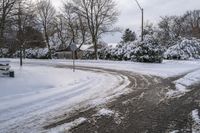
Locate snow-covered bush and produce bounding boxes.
[134,35,164,63]
[164,38,200,60]
[82,50,96,60]
[0,48,9,57]
[14,48,49,59]
[83,37,164,63]
[98,42,138,61]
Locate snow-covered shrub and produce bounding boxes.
[14,48,49,59]
[0,48,9,57]
[83,36,164,63]
[82,50,96,60]
[98,42,138,61]
[134,35,164,63]
[83,38,164,63]
[164,38,200,60]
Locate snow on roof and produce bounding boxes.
[79,44,93,51]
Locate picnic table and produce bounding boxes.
[0,60,14,77]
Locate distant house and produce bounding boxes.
[54,42,108,59]
[54,45,92,59]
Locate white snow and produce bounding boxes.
[192,109,200,133]
[70,60,200,78]
[79,44,93,51]
[9,59,200,78]
[108,43,118,48]
[1,59,200,131]
[14,48,48,58]
[48,117,87,133]
[170,130,179,133]
[175,69,200,87]
[164,38,200,60]
[21,59,200,99]
[96,108,114,117]
[0,62,130,132]
[167,69,200,97]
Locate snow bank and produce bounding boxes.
[175,69,200,87]
[192,109,200,133]
[48,117,87,133]
[164,38,200,60]
[167,69,200,97]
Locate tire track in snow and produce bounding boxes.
[0,63,131,133]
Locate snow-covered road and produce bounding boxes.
[1,59,200,132]
[0,63,130,133]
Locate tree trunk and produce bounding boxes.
[93,39,98,60]
[0,20,5,48]
[44,29,52,59]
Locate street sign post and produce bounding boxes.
[70,43,78,72]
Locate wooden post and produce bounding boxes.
[20,45,23,66]
[73,51,75,72]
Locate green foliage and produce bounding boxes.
[134,36,164,63]
[121,29,136,43]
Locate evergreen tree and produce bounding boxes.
[121,29,136,43]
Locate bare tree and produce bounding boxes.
[63,2,90,48]
[36,0,56,59]
[62,3,78,45]
[183,10,200,38]
[13,0,37,65]
[0,0,17,49]
[54,14,69,49]
[158,11,200,47]
[66,0,119,59]
[158,16,183,47]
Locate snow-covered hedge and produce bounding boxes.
[83,36,164,63]
[14,48,49,59]
[99,41,138,61]
[164,38,200,60]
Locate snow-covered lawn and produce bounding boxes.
[0,62,130,132]
[10,59,200,78]
[74,60,200,78]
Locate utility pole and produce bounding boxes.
[134,0,144,41]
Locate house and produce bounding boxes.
[54,42,108,59]
[54,45,92,59]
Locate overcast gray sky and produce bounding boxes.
[52,0,200,43]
